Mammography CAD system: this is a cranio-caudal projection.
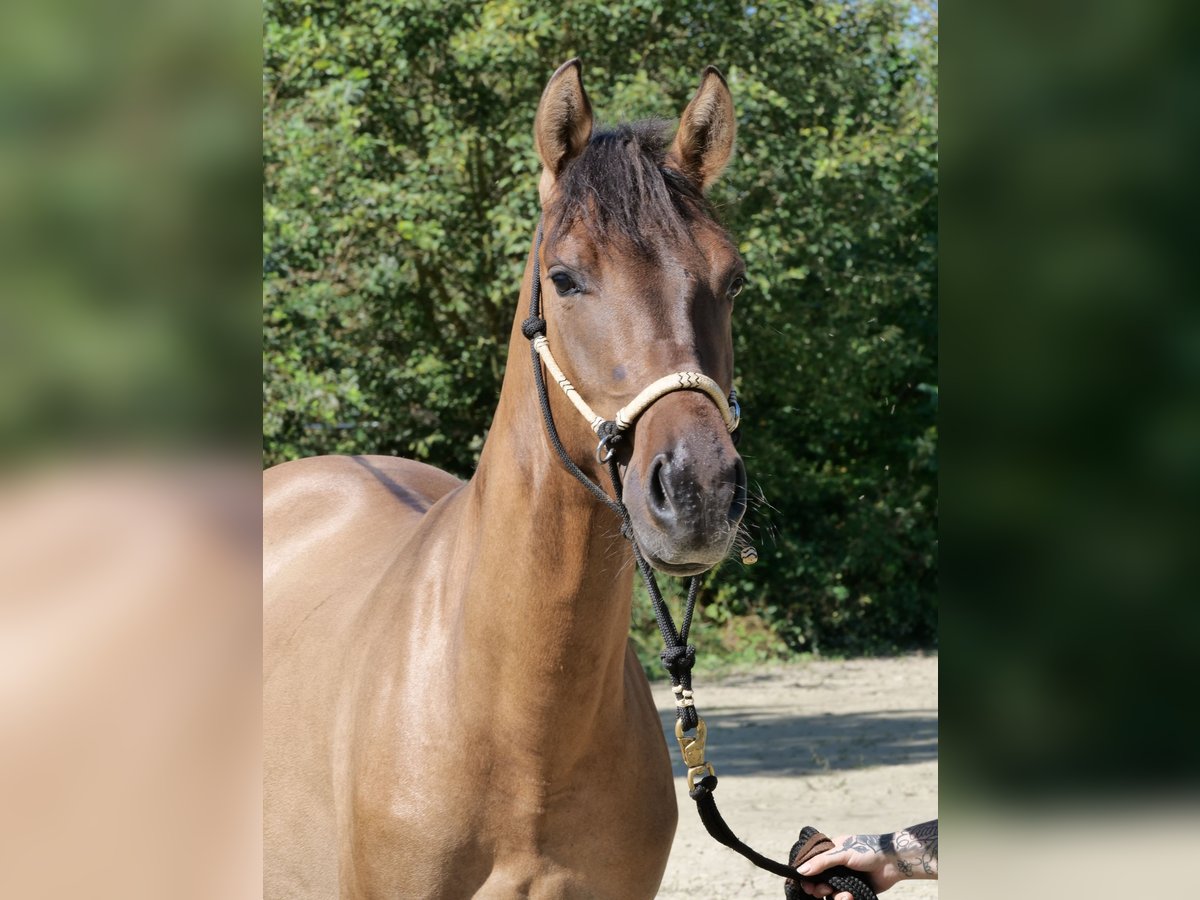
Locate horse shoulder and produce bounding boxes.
[264,453,467,692]
[264,454,460,610]
[263,454,465,899]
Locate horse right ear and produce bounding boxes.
[534,59,593,201]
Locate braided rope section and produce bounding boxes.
[614,372,739,434]
[530,335,606,432]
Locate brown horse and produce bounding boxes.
[265,59,746,899]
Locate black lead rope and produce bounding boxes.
[522,222,874,900]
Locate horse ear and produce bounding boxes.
[668,66,736,191]
[534,59,593,196]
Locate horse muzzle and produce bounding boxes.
[623,397,747,575]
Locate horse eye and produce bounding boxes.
[550,272,579,296]
[728,275,746,299]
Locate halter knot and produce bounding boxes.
[521,316,546,340]
[660,644,697,680]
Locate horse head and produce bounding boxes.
[531,59,748,576]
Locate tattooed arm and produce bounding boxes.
[796,819,938,899]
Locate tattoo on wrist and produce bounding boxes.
[909,819,937,874]
[842,834,883,855]
[907,820,938,851]
[874,819,937,878]
[839,822,937,880]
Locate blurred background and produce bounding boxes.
[941,1,1200,895]
[1,0,259,459]
[261,0,940,664]
[941,0,1200,802]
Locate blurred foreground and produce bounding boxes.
[0,464,260,899]
[1,0,260,897]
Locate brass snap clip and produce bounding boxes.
[675,716,716,790]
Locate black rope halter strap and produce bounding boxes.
[522,221,875,900]
[523,222,701,727]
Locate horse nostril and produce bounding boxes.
[648,453,673,521]
[728,456,748,524]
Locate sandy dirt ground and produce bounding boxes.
[652,655,938,900]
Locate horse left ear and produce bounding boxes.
[668,66,737,191]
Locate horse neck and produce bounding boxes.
[455,251,638,724]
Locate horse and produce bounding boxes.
[264,59,747,899]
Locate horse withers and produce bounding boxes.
[265,59,747,899]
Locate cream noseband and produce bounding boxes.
[530,334,739,462]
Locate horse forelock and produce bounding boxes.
[547,119,717,254]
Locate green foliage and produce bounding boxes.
[263,0,938,655]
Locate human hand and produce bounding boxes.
[796,821,937,900]
[795,833,903,899]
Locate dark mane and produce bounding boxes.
[549,119,713,252]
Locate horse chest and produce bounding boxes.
[343,682,677,899]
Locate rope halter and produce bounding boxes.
[529,334,739,462]
[522,222,740,464]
